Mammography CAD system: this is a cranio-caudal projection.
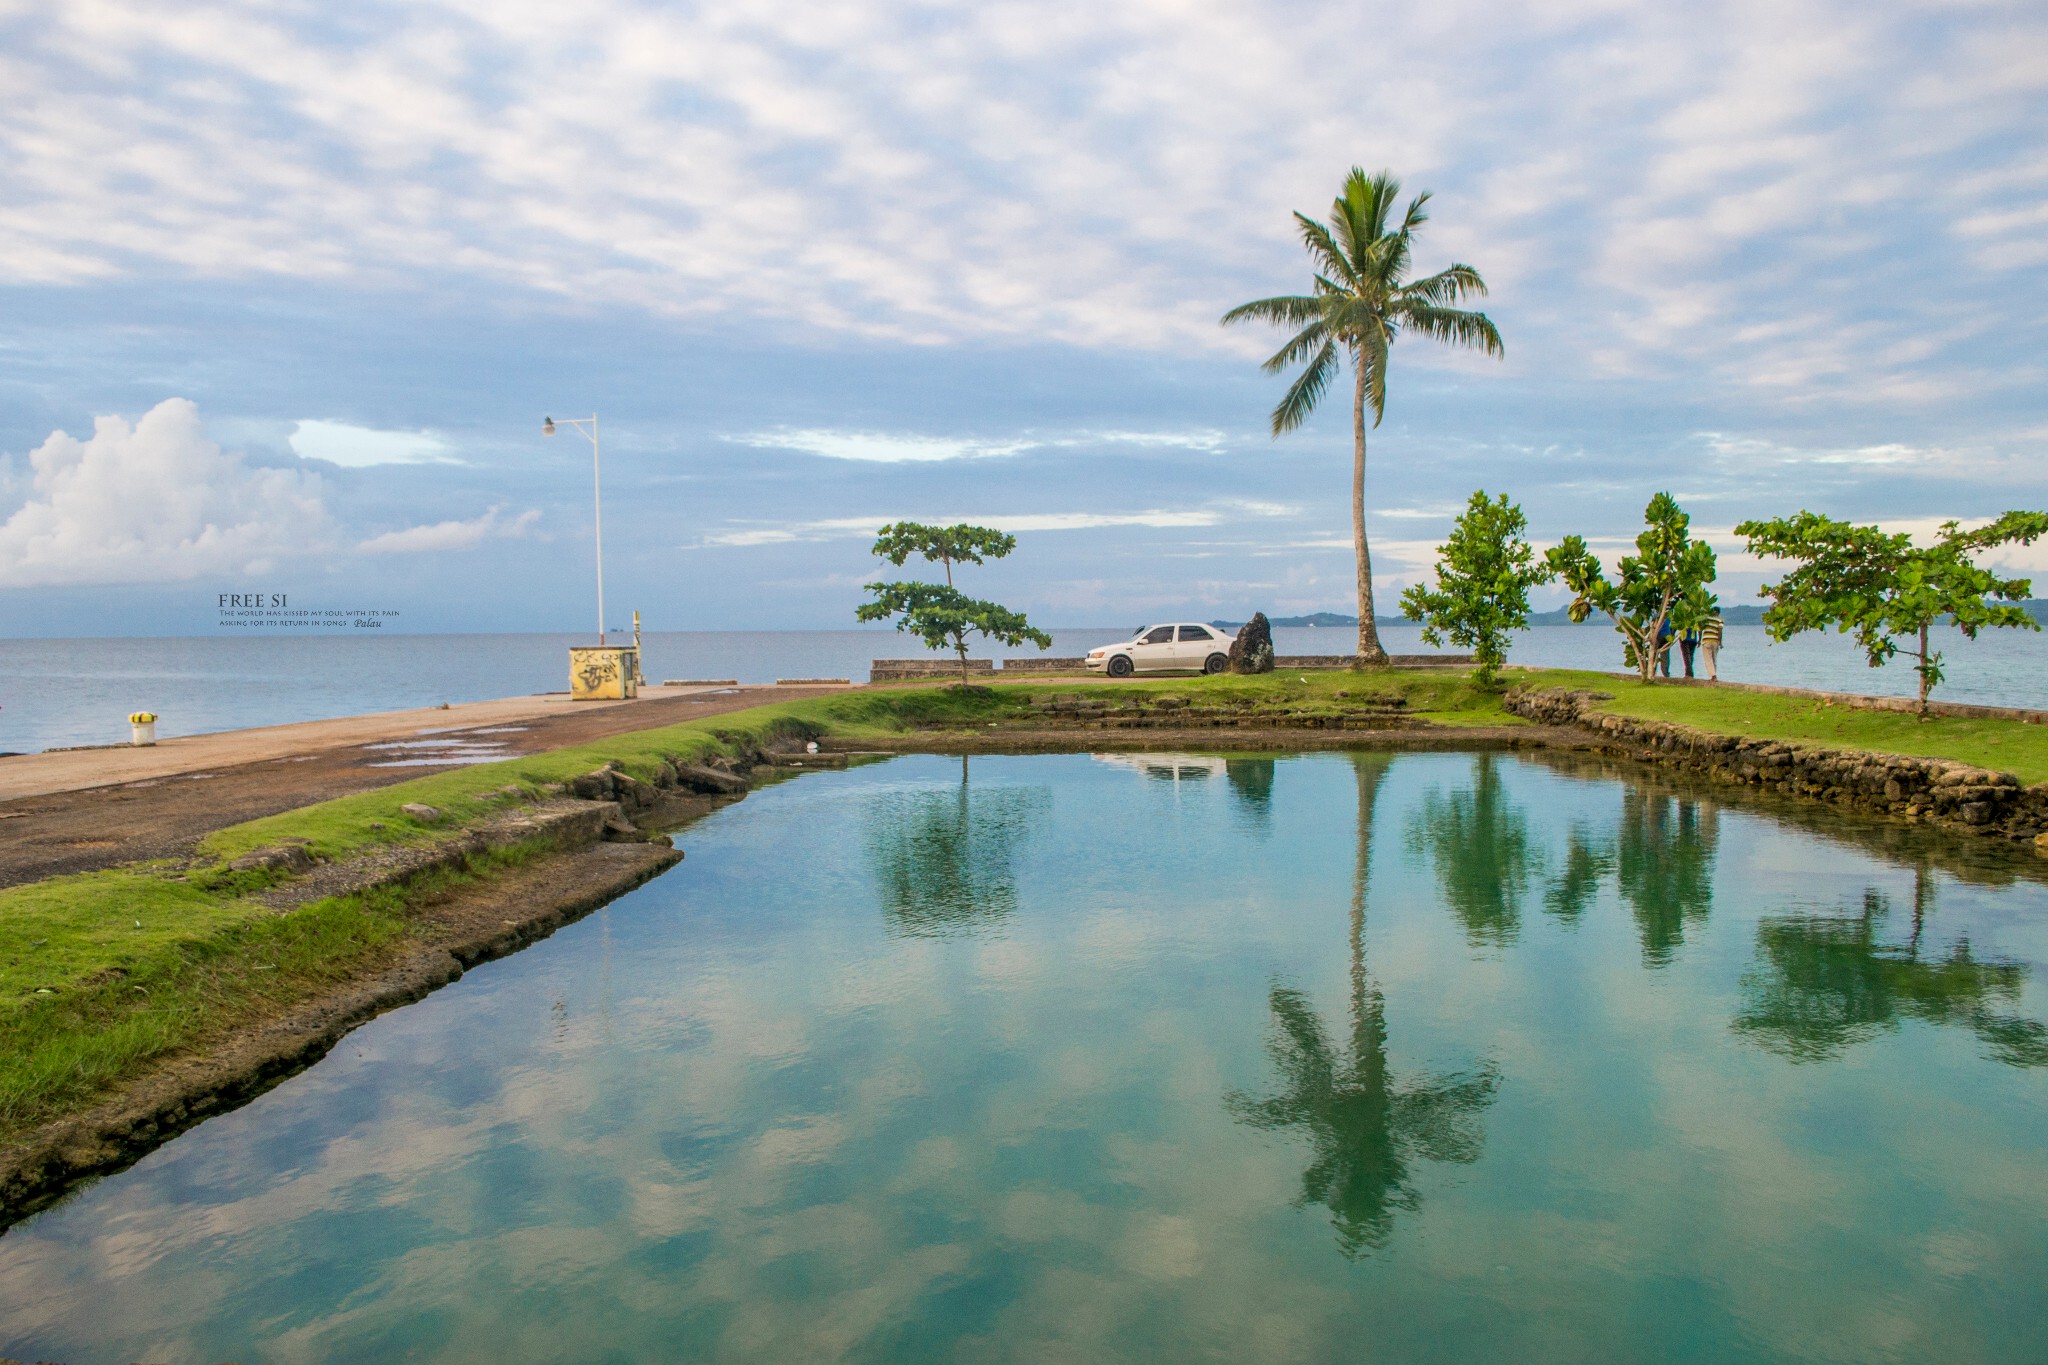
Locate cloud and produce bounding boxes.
[0,398,331,587]
[357,506,540,554]
[700,509,1227,547]
[290,420,454,467]
[728,428,1230,463]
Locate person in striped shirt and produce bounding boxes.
[1699,614,1725,681]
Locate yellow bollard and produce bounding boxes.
[129,711,158,746]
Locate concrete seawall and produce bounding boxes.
[869,654,1474,682]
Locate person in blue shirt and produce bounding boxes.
[1655,618,1674,677]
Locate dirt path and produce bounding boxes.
[0,684,844,889]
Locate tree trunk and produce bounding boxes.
[1352,362,1388,667]
[957,635,972,690]
[1916,622,1931,714]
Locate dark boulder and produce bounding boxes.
[1229,613,1275,674]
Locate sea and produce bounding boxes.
[2,623,2045,755]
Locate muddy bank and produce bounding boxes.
[0,684,841,890]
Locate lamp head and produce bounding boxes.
[542,417,556,436]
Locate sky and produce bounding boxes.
[1,0,2045,636]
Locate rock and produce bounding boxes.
[672,764,748,795]
[568,768,616,801]
[601,809,639,839]
[1228,613,1275,674]
[400,803,443,824]
[611,773,658,809]
[229,843,317,875]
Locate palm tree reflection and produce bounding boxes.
[1617,792,1718,966]
[1230,756,1500,1258]
[1735,874,2048,1067]
[866,755,1048,938]
[1404,753,1537,948]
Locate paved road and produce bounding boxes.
[0,684,847,889]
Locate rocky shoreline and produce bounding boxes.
[1505,686,2048,850]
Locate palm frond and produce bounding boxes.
[1399,264,1488,306]
[1272,339,1338,434]
[1359,330,1390,427]
[1395,303,1504,357]
[1294,214,1357,289]
[1222,294,1326,329]
[1261,319,1333,374]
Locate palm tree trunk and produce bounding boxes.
[1352,363,1387,666]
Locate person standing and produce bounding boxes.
[1699,612,1724,681]
[1655,618,1674,677]
[1680,625,1700,678]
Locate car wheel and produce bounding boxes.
[1107,654,1134,678]
[1204,653,1229,675]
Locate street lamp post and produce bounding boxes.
[544,414,604,645]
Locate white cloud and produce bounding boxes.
[290,420,454,467]
[700,508,1225,546]
[357,505,540,554]
[0,398,331,587]
[728,427,1230,463]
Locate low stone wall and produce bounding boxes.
[1505,685,2048,849]
[994,657,1088,674]
[1275,654,1473,670]
[869,659,996,682]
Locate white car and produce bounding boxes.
[1085,623,1233,677]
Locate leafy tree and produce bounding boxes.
[1734,510,2048,713]
[855,521,1051,687]
[1223,168,1503,667]
[1399,489,1551,685]
[1546,492,1718,684]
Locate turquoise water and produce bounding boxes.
[3,751,2047,1362]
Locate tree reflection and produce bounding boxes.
[1617,792,1718,966]
[866,755,1048,938]
[1736,875,2048,1067]
[1230,756,1500,1258]
[1404,753,1537,948]
[1225,758,1276,830]
[1544,827,1613,925]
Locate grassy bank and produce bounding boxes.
[8,664,2046,1148]
[1514,670,2048,784]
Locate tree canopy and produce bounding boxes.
[1399,489,1550,685]
[855,521,1049,686]
[1735,510,2048,711]
[1547,492,1718,684]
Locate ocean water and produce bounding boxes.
[3,751,2044,1361]
[1,623,2044,754]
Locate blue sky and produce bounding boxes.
[1,0,2044,635]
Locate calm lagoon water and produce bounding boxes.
[4,751,2046,1362]
[4,622,2047,753]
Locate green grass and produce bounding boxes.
[1516,669,2048,784]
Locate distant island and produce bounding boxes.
[1212,601,2048,632]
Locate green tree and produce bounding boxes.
[855,521,1051,687]
[1400,490,1552,685]
[1223,169,1503,667]
[1546,492,1718,684]
[1734,510,2048,713]
[1228,757,1499,1257]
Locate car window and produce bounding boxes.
[1142,627,1175,645]
[1177,625,1212,642]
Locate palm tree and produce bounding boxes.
[1223,169,1503,665]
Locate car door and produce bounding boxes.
[1177,624,1219,670]
[1132,625,1177,671]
